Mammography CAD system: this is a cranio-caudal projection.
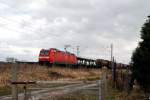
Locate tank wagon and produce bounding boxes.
[39,48,77,66]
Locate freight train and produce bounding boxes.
[39,48,128,68]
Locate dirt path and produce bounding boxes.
[0,81,100,100]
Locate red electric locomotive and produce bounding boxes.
[39,48,78,66]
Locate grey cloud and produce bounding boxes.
[0,0,149,63]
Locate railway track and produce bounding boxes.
[16,61,39,65]
[0,57,129,69]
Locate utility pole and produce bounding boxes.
[110,44,116,87]
[64,45,71,67]
[111,44,113,65]
[64,45,71,52]
[77,46,80,56]
[99,80,101,100]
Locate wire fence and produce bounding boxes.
[114,68,131,92]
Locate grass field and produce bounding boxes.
[0,64,101,96]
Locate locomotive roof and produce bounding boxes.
[50,48,75,55]
[41,48,75,55]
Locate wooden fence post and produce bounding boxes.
[100,66,108,100]
[11,62,18,100]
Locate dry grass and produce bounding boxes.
[106,79,146,100]
[107,87,146,100]
[0,64,101,87]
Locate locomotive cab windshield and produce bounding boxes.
[39,49,50,65]
[40,50,49,56]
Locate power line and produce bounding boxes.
[0,16,41,34]
[0,16,36,31]
[0,1,41,33]
[0,23,35,35]
[0,21,59,39]
[0,2,60,39]
[77,46,80,56]
[0,1,27,14]
[0,1,50,36]
[0,17,48,37]
[0,24,44,38]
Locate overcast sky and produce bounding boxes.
[0,0,149,63]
